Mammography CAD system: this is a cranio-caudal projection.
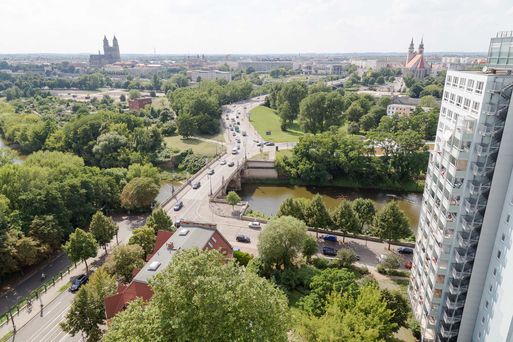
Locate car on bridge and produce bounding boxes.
[70,274,88,293]
[192,181,201,189]
[231,148,238,154]
[228,161,235,167]
[236,234,251,243]
[207,169,215,175]
[173,200,184,211]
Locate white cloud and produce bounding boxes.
[0,0,511,53]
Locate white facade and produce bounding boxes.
[187,70,232,82]
[409,69,513,341]
[238,61,293,72]
[387,104,430,116]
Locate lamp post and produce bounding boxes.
[208,175,213,196]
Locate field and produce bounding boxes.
[249,106,303,143]
[164,135,222,157]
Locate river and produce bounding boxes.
[238,184,422,230]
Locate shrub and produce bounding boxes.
[233,250,253,267]
[311,257,329,270]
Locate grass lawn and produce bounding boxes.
[249,106,303,143]
[249,152,270,160]
[165,135,221,157]
[275,149,293,159]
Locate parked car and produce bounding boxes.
[236,138,241,143]
[69,274,88,292]
[207,169,215,175]
[173,200,183,211]
[236,234,251,243]
[397,247,414,254]
[322,246,337,256]
[192,181,201,189]
[220,160,227,165]
[232,132,236,136]
[265,141,275,146]
[175,218,184,228]
[228,161,235,167]
[248,221,261,229]
[323,235,338,242]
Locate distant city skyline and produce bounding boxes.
[1,0,512,54]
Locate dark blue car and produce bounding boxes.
[69,274,88,293]
[322,246,337,256]
[323,235,338,242]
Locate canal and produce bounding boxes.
[238,184,422,230]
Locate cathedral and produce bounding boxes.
[403,38,430,79]
[89,36,121,67]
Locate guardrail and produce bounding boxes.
[0,262,77,329]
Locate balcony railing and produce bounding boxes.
[461,214,483,232]
[456,231,479,248]
[472,162,495,176]
[475,142,499,157]
[451,266,472,280]
[445,295,466,310]
[464,197,487,213]
[440,325,459,338]
[454,248,476,264]
[468,180,491,196]
[448,281,469,295]
[443,310,463,325]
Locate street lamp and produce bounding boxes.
[208,175,213,196]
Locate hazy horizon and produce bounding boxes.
[1,0,512,54]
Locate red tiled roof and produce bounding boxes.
[104,281,153,319]
[406,54,425,69]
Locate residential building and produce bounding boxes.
[89,36,121,67]
[104,221,233,319]
[187,69,232,82]
[409,34,513,341]
[386,104,430,117]
[487,31,513,69]
[128,97,152,110]
[238,60,293,72]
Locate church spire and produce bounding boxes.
[418,37,424,54]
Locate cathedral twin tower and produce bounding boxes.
[89,35,121,67]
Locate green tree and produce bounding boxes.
[380,289,409,331]
[15,236,42,267]
[304,194,332,234]
[128,225,156,259]
[299,92,344,133]
[129,89,141,100]
[276,197,308,221]
[61,268,117,342]
[89,211,118,254]
[29,215,62,250]
[277,81,308,125]
[258,216,309,269]
[175,113,195,138]
[104,249,289,342]
[146,208,174,233]
[233,250,253,267]
[120,177,159,211]
[373,201,410,249]
[226,191,241,212]
[63,228,98,273]
[331,200,360,242]
[105,244,145,283]
[126,163,160,186]
[0,148,18,166]
[302,236,318,262]
[352,198,376,234]
[335,248,358,268]
[419,95,439,108]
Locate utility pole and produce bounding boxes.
[39,296,43,317]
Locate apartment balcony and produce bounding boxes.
[440,324,459,339]
[456,231,479,248]
[454,125,474,141]
[479,123,503,137]
[451,145,470,160]
[448,281,469,295]
[468,180,491,196]
[461,214,483,232]
[475,142,499,157]
[443,310,463,325]
[472,162,495,177]
[454,248,476,264]
[464,197,487,214]
[445,294,466,310]
[451,264,472,280]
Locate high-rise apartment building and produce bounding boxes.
[409,32,513,342]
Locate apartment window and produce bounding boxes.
[502,233,506,241]
[472,101,480,114]
[493,268,497,276]
[467,79,475,92]
[476,81,484,94]
[449,93,456,104]
[507,214,510,223]
[485,301,489,309]
[459,78,466,89]
[441,106,447,117]
[447,110,453,119]
[446,75,452,85]
[463,98,471,110]
[489,285,493,292]
[482,317,485,324]
[443,91,449,101]
[453,76,459,87]
[456,96,463,107]
[497,250,502,259]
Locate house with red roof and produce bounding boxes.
[104,221,233,319]
[403,38,430,79]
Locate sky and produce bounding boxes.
[0,0,512,54]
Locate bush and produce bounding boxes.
[245,209,271,220]
[233,250,253,267]
[376,264,409,277]
[332,248,358,268]
[381,254,401,269]
[408,316,421,340]
[311,256,329,270]
[274,265,320,291]
[178,153,208,173]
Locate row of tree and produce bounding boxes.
[276,195,412,247]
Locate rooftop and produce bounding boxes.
[132,222,218,284]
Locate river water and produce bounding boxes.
[238,184,422,231]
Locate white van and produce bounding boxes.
[231,147,238,155]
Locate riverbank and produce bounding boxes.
[242,176,424,193]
